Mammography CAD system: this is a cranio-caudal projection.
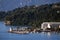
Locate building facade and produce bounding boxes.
[41,22,60,31]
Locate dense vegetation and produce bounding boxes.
[0,2,60,28]
[0,11,7,21]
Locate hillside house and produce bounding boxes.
[41,22,60,31]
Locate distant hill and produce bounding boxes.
[1,2,60,28]
[0,11,7,21]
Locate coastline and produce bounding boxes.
[8,29,60,34]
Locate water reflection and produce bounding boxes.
[0,22,60,40]
[41,32,51,36]
[47,32,51,36]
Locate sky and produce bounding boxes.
[0,0,60,11]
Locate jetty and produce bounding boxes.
[8,27,30,34]
[8,27,41,34]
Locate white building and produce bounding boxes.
[41,22,60,31]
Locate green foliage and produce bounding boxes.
[0,11,7,21]
[0,2,60,28]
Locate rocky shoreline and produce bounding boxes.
[8,29,60,34]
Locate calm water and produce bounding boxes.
[0,22,60,40]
